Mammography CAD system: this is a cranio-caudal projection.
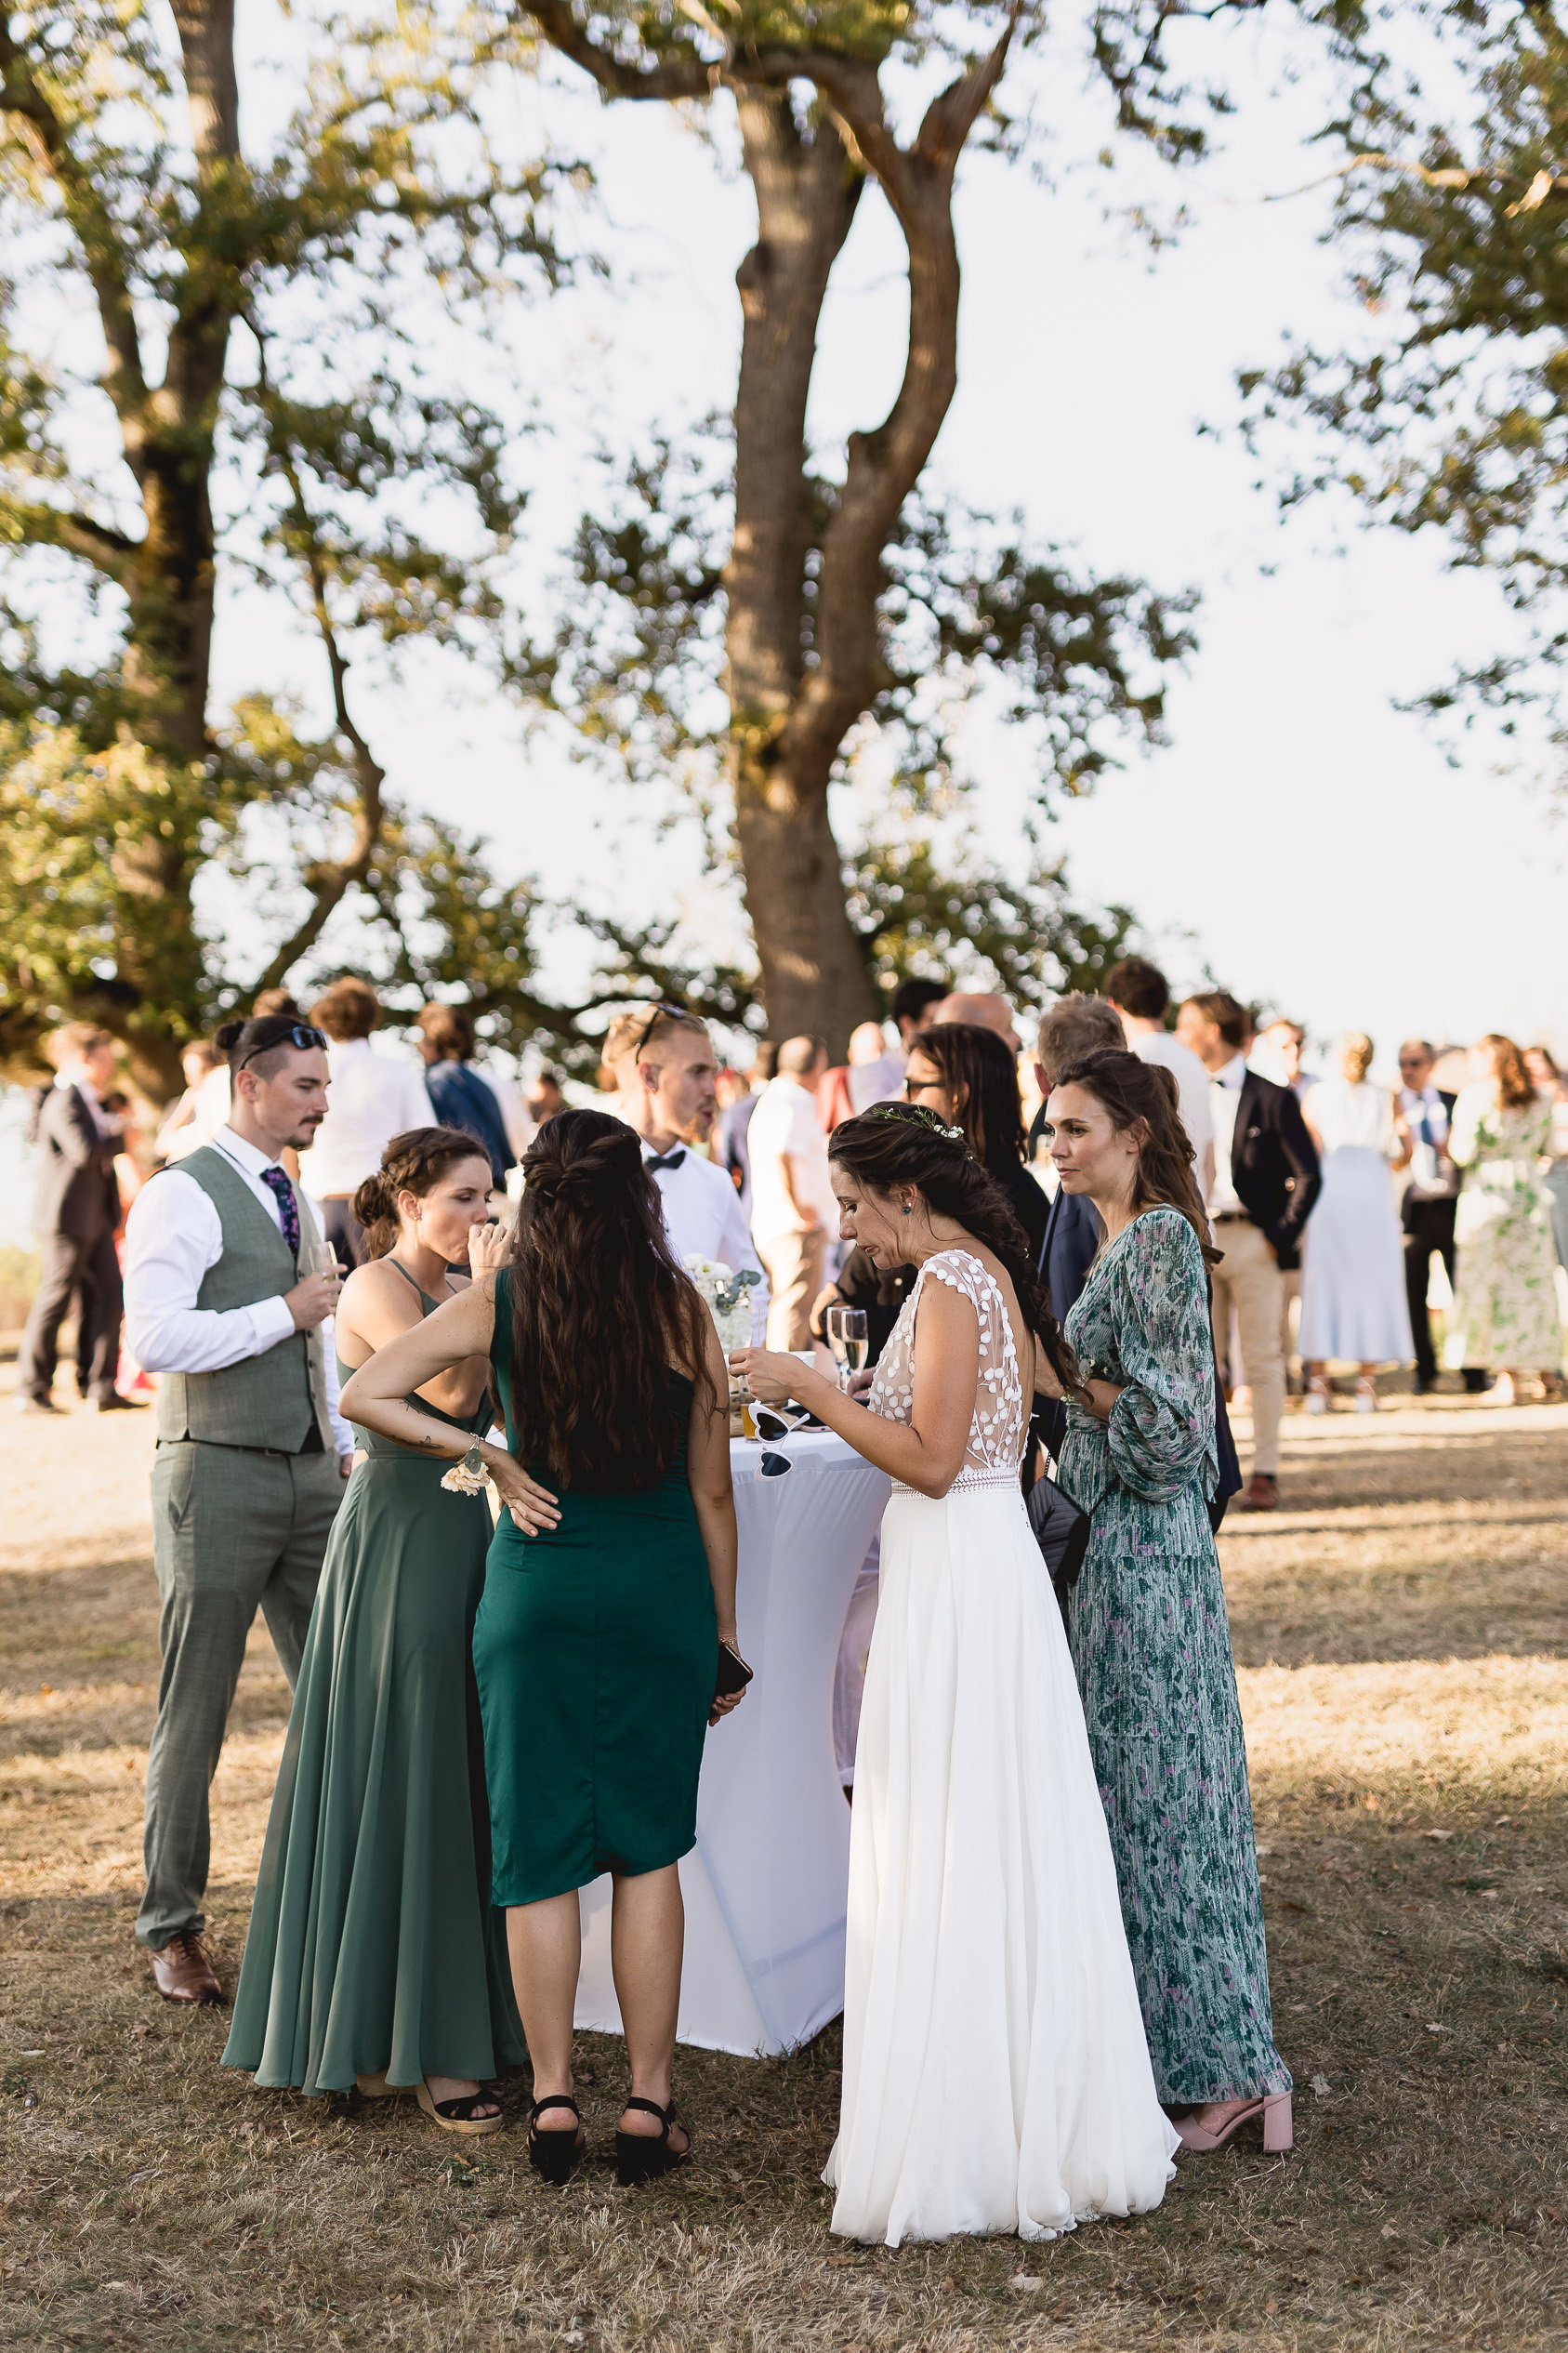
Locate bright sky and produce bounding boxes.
[25,12,1568,1104]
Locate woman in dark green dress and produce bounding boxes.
[224,1127,524,2134]
[341,1108,744,2186]
[1041,1050,1293,2158]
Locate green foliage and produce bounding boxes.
[1239,0,1568,759]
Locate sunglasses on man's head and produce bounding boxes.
[239,1024,328,1069]
[629,1003,690,1059]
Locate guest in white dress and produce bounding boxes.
[731,1103,1177,2248]
[1298,1035,1414,1412]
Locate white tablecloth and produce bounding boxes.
[574,1429,891,2057]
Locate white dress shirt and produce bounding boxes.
[1128,1030,1215,1170]
[1206,1053,1248,1217]
[295,1037,436,1198]
[641,1139,771,1340]
[746,1076,839,1247]
[1399,1083,1456,1198]
[124,1124,351,1453]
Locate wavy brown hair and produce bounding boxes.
[906,1022,1027,1174]
[1480,1032,1537,1111]
[507,1108,716,1490]
[828,1104,1077,1394]
[351,1128,494,1262]
[1051,1049,1219,1264]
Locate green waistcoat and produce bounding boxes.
[154,1145,335,1453]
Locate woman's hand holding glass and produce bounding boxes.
[727,1346,810,1407]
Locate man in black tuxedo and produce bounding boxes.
[1176,991,1322,1511]
[16,1024,137,1416]
[1395,1038,1485,1395]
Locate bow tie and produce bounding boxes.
[646,1149,687,1173]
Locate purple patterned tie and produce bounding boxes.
[260,1165,300,1261]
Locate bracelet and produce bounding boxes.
[441,1439,489,1495]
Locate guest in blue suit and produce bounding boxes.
[415,1003,515,1192]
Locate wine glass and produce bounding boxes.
[839,1308,869,1386]
[825,1303,850,1391]
[301,1238,343,1302]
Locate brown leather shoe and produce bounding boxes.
[1236,1474,1279,1513]
[149,1931,224,2005]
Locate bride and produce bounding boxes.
[731,1102,1178,2247]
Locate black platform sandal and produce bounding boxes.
[527,2093,585,2185]
[614,2095,690,2187]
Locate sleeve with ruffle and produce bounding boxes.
[1103,1209,1217,1505]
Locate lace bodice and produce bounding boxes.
[866,1247,1026,1493]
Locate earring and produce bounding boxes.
[901,1199,912,1216]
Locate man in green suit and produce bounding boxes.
[124,1012,354,2003]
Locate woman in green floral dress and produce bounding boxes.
[1444,1035,1563,1402]
[1042,1048,1293,2156]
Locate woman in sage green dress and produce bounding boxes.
[224,1127,526,2134]
[1042,1049,1293,2156]
[341,1107,745,2188]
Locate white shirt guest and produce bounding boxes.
[125,1121,353,1457]
[602,1003,770,1338]
[1101,955,1216,1196]
[748,1038,837,1351]
[293,979,434,1272]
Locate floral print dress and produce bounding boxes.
[1443,1088,1563,1372]
[1058,1206,1290,2108]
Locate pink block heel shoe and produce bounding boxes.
[1175,2091,1293,2154]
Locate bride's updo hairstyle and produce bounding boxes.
[828,1103,1078,1393]
[352,1126,493,1261]
[1050,1049,1219,1263]
[508,1107,715,1490]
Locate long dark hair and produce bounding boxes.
[351,1127,492,1262]
[828,1104,1077,1393]
[507,1108,716,1489]
[1051,1049,1218,1263]
[907,1022,1027,1174]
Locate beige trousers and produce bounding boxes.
[761,1227,828,1352]
[1211,1216,1285,1477]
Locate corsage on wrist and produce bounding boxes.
[441,1440,490,1496]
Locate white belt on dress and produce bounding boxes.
[891,1465,1021,1498]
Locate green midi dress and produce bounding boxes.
[1058,1207,1290,2108]
[472,1269,718,1907]
[223,1267,524,2095]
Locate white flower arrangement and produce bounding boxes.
[684,1255,761,1350]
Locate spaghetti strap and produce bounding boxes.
[386,1257,436,1315]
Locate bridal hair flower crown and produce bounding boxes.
[863,1101,968,1146]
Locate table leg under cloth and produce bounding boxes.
[573,1432,891,2057]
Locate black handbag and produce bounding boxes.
[1026,1470,1091,1593]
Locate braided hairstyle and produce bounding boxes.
[1049,1049,1219,1263]
[507,1107,716,1489]
[352,1127,494,1261]
[828,1103,1077,1394]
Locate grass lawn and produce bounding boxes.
[2,1368,1565,2350]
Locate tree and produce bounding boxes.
[0,0,564,1093]
[1237,2,1568,768]
[514,2,1200,1051]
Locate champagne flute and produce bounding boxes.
[301,1238,343,1306]
[840,1308,869,1384]
[825,1303,850,1391]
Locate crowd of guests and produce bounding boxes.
[7,962,1567,2241]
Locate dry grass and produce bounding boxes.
[3,1370,1566,2352]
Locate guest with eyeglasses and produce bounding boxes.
[121,1012,354,2008]
[296,978,436,1273]
[603,1003,769,1338]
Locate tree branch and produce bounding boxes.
[784,10,1021,775]
[517,1,715,99]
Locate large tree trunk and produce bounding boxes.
[727,94,878,1054]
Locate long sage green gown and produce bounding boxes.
[1058,1207,1290,2108]
[472,1268,717,1906]
[223,1265,524,2095]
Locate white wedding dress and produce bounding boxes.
[824,1249,1179,2246]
